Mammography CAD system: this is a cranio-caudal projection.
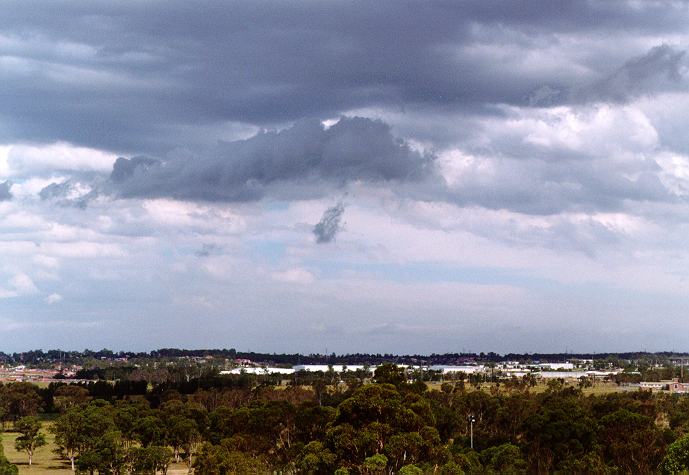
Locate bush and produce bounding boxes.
[399,464,424,475]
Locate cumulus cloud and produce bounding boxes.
[435,105,676,215]
[271,268,315,284]
[99,105,681,217]
[45,293,63,304]
[39,179,96,208]
[314,202,345,243]
[111,117,433,201]
[2,143,117,177]
[0,273,38,298]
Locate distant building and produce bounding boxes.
[669,380,689,394]
[292,364,371,373]
[640,380,673,391]
[537,362,574,371]
[585,370,619,379]
[221,367,295,375]
[538,371,588,379]
[428,365,485,374]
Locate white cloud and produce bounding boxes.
[1,142,117,178]
[0,273,38,298]
[271,268,315,284]
[45,293,63,304]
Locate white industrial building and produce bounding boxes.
[537,362,575,370]
[221,367,295,375]
[292,364,371,373]
[428,365,486,374]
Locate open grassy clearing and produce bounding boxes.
[2,429,71,475]
[1,427,191,474]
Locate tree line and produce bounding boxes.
[6,347,689,368]
[2,366,689,473]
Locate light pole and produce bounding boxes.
[469,415,476,449]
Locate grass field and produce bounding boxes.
[1,429,71,475]
[1,428,190,474]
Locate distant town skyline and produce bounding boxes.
[2,1,689,353]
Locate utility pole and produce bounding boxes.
[469,415,476,449]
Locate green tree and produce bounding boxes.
[522,393,596,472]
[52,407,88,471]
[384,432,424,470]
[599,408,664,474]
[128,445,172,474]
[193,442,268,474]
[362,453,388,474]
[182,424,204,475]
[399,464,424,475]
[373,364,406,387]
[662,433,689,474]
[76,430,127,475]
[480,443,526,474]
[164,415,195,463]
[297,441,337,473]
[439,461,464,474]
[54,385,91,412]
[135,415,165,447]
[2,383,42,423]
[14,416,46,466]
[114,400,151,449]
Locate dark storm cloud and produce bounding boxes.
[314,203,345,244]
[2,1,689,153]
[111,117,434,201]
[0,181,12,201]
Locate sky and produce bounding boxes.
[2,0,689,354]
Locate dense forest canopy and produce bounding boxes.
[0,364,688,473]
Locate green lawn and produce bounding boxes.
[1,426,190,474]
[2,428,71,475]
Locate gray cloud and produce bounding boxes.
[0,181,12,201]
[2,1,689,154]
[528,44,688,107]
[110,156,159,183]
[314,202,345,244]
[103,112,678,216]
[578,44,687,103]
[442,157,672,216]
[39,180,95,209]
[3,2,687,220]
[111,117,433,201]
[39,181,72,201]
